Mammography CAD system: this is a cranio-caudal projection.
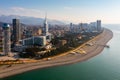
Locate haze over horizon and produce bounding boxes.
[0,0,120,24]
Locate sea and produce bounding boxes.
[2,24,120,80]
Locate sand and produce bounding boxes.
[0,28,113,79]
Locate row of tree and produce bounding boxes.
[19,31,100,59]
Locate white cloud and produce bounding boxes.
[10,7,42,13]
[9,7,45,17]
[0,7,120,24]
[0,7,45,18]
[11,7,25,12]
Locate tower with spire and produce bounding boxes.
[42,13,52,42]
[43,13,48,36]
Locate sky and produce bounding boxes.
[0,0,120,24]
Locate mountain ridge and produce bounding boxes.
[0,15,65,25]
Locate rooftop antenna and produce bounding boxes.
[45,12,47,19]
[44,12,47,24]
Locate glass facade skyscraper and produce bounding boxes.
[12,19,21,44]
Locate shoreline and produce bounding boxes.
[0,28,113,79]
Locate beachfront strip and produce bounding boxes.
[0,28,113,78]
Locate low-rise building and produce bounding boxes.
[22,36,46,47]
[57,40,67,47]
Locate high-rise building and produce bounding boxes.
[2,23,11,56]
[12,19,21,43]
[79,23,83,31]
[70,23,73,32]
[97,20,101,32]
[42,14,52,42]
[43,15,48,35]
[0,27,3,52]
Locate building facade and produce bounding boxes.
[12,19,21,43]
[97,20,101,32]
[22,36,46,46]
[0,27,3,53]
[2,23,11,56]
[43,16,49,36]
[42,15,52,42]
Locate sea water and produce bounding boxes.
[2,25,120,80]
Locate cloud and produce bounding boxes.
[1,6,119,24]
[10,7,42,13]
[0,7,45,18]
[11,7,25,12]
[10,7,43,16]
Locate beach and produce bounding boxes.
[0,28,113,79]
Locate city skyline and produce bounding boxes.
[0,0,120,24]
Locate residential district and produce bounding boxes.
[0,16,102,64]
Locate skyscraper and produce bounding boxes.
[12,19,21,43]
[70,23,73,32]
[43,15,48,36]
[42,14,52,42]
[2,23,11,56]
[97,20,101,32]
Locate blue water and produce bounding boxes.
[2,25,120,80]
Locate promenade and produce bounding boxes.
[0,28,113,79]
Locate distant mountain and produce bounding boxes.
[0,15,65,25]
